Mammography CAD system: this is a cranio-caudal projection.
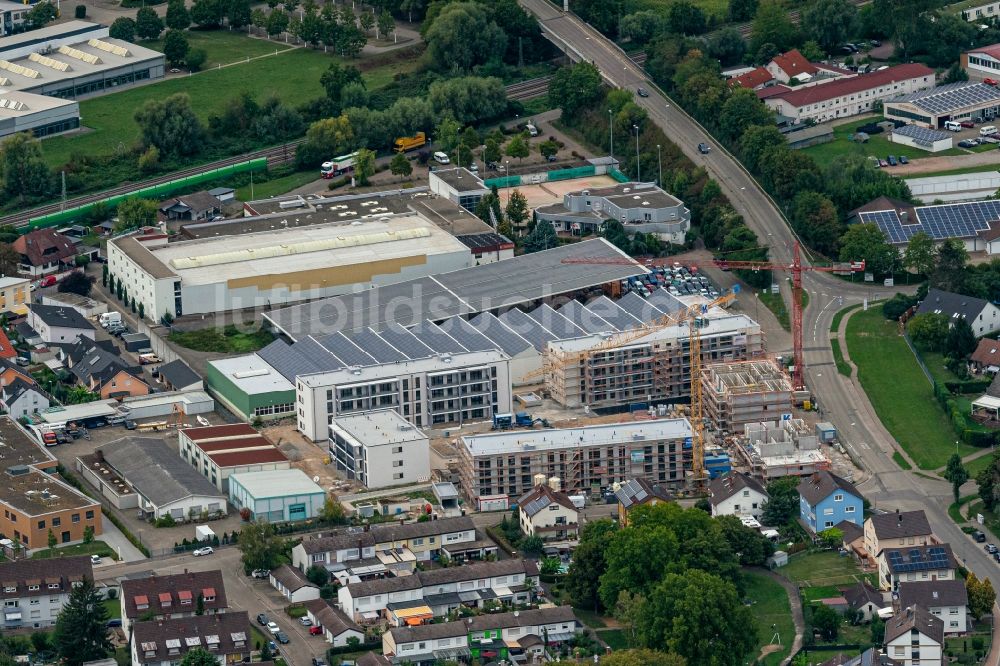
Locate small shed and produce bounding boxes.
[815,422,837,443]
[768,550,789,569]
[121,333,150,353]
[891,124,953,153]
[207,187,235,203]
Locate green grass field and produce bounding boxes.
[235,169,319,201]
[802,119,964,163]
[964,452,995,481]
[143,31,293,69]
[780,551,869,587]
[597,629,629,650]
[893,451,913,470]
[169,325,274,353]
[904,166,1000,180]
[920,351,963,385]
[31,540,116,561]
[743,572,795,666]
[846,307,978,469]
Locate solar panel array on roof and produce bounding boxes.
[409,321,467,354]
[522,495,550,516]
[585,296,643,331]
[345,328,409,363]
[468,313,532,356]
[556,299,614,334]
[890,81,1000,115]
[616,292,667,323]
[526,304,585,339]
[885,546,952,573]
[498,308,557,352]
[378,324,435,359]
[318,332,375,367]
[893,124,951,147]
[647,289,684,317]
[858,200,1000,244]
[257,340,324,381]
[437,317,498,352]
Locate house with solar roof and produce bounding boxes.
[890,124,954,153]
[615,477,671,525]
[517,484,578,542]
[885,81,1000,129]
[849,196,1000,252]
[878,543,958,591]
[915,288,1000,337]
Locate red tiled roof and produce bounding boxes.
[194,435,273,452]
[177,590,193,601]
[208,448,288,468]
[181,423,258,441]
[203,587,216,598]
[134,595,148,606]
[731,66,773,89]
[12,229,77,268]
[971,338,1000,366]
[970,43,1000,60]
[764,64,935,109]
[0,329,15,360]
[756,84,791,100]
[158,592,171,603]
[771,49,817,78]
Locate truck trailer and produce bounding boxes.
[321,152,359,178]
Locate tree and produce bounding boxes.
[387,152,412,180]
[933,239,969,292]
[306,565,330,586]
[908,313,949,352]
[791,191,842,256]
[266,8,289,35]
[484,138,502,166]
[634,570,756,665]
[838,223,898,276]
[134,93,205,157]
[751,0,798,54]
[548,62,603,120]
[109,17,137,42]
[186,49,207,71]
[567,519,617,610]
[944,62,969,84]
[425,2,506,72]
[520,535,544,556]
[136,7,165,40]
[505,190,529,229]
[719,88,774,145]
[707,27,747,66]
[179,649,217,666]
[538,139,559,159]
[165,0,191,30]
[163,30,191,68]
[818,527,844,549]
[116,197,159,231]
[58,271,96,298]
[978,452,1000,512]
[190,0,223,27]
[53,577,111,666]
[377,10,394,39]
[729,0,757,21]
[24,1,57,28]
[716,515,774,565]
[237,521,287,574]
[740,124,786,173]
[967,572,996,620]
[668,0,707,35]
[523,220,557,254]
[47,529,57,549]
[320,63,364,108]
[802,0,856,54]
[195,592,205,616]
[620,11,669,45]
[319,497,345,524]
[1,132,53,200]
[903,231,936,277]
[944,453,970,505]
[227,0,252,29]
[762,477,800,525]
[505,135,529,165]
[602,650,686,666]
[354,148,376,186]
[296,115,354,168]
[428,77,508,125]
[945,317,977,361]
[812,604,840,640]
[83,525,95,544]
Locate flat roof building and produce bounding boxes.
[204,355,296,423]
[228,469,326,523]
[736,419,831,480]
[0,91,79,140]
[458,418,693,506]
[0,464,102,551]
[428,168,490,212]
[329,410,430,489]
[702,359,794,434]
[884,81,1000,129]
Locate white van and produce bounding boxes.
[433,151,450,164]
[944,120,962,132]
[981,125,998,137]
[526,122,539,137]
[99,312,122,328]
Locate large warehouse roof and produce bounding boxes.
[888,81,1000,115]
[855,199,1000,244]
[264,238,646,339]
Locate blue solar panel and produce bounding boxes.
[884,545,952,573]
[859,201,1000,245]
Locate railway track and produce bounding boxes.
[0,139,303,229]
[506,51,644,101]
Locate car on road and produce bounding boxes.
[697,142,711,154]
[192,546,214,556]
[91,555,102,565]
[309,626,324,636]
[312,658,327,666]
[636,87,649,97]
[299,617,313,626]
[256,613,269,625]
[974,530,987,543]
[38,276,57,288]
[986,543,997,554]
[276,632,290,644]
[899,155,909,164]
[251,569,270,579]
[267,621,280,635]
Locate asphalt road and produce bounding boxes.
[519,0,1000,593]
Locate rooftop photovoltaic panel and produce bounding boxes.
[315,332,375,367]
[498,308,557,352]
[884,545,953,573]
[469,313,532,356]
[556,299,615,334]
[893,124,951,147]
[408,321,468,354]
[585,296,643,331]
[616,291,668,323]
[436,317,498,353]
[257,340,327,381]
[344,327,409,363]
[891,81,1000,115]
[526,304,586,339]
[294,336,349,370]
[857,210,918,245]
[377,324,436,359]
[646,289,685,317]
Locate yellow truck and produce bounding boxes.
[394,131,426,153]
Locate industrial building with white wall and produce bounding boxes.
[329,409,430,489]
[228,469,326,522]
[884,81,1000,129]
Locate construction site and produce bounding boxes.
[702,359,794,435]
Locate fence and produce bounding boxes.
[608,167,629,183]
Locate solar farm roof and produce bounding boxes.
[858,199,1000,244]
[889,81,1000,115]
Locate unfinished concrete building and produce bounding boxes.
[702,360,793,434]
[736,419,831,480]
[457,418,693,509]
[545,312,764,409]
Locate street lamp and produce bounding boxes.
[608,109,614,164]
[633,124,640,182]
[656,144,662,187]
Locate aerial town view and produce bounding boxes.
[6,0,1000,665]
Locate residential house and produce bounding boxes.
[158,192,222,222]
[63,337,147,399]
[878,543,958,591]
[884,605,944,666]
[130,611,251,666]
[0,277,30,317]
[0,359,33,389]
[269,565,319,604]
[337,558,539,625]
[0,556,92,629]
[970,338,1000,374]
[157,359,203,391]
[291,517,487,576]
[517,485,579,542]
[897,580,968,635]
[27,305,95,344]
[0,327,16,361]
[730,66,775,90]
[357,655,391,666]
[303,599,364,647]
[797,471,863,533]
[0,378,49,419]
[120,570,227,637]
[837,520,866,561]
[915,288,1000,337]
[13,229,78,277]
[709,472,769,520]
[843,581,886,622]
[382,606,580,666]
[614,477,672,526]
[99,369,150,400]
[766,49,818,83]
[864,510,936,561]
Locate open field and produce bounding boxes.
[802,119,964,164]
[169,325,274,353]
[780,551,871,587]
[235,169,321,201]
[744,572,795,666]
[31,540,116,560]
[143,31,293,69]
[846,307,978,469]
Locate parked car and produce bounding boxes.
[961,120,976,128]
[959,139,977,148]
[311,659,326,666]
[986,543,997,554]
[91,555,102,565]
[276,632,290,645]
[974,530,987,543]
[878,159,888,167]
[987,78,999,86]
[192,546,214,556]
[309,626,324,636]
[887,155,897,166]
[256,614,269,626]
[266,621,280,635]
[124,420,137,430]
[251,569,270,579]
[636,87,649,97]
[697,142,711,154]
[299,618,313,627]
[38,276,57,288]
[267,641,278,653]
[899,155,908,164]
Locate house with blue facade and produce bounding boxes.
[797,471,863,534]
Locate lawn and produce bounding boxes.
[103,597,121,619]
[743,571,795,666]
[846,307,978,469]
[905,166,1000,180]
[573,608,608,629]
[832,337,851,376]
[797,647,860,664]
[235,169,320,201]
[920,351,962,386]
[758,288,809,331]
[800,585,842,603]
[597,629,629,650]
[830,304,861,334]
[142,31,294,69]
[780,551,868,587]
[169,324,274,353]
[892,451,913,470]
[802,118,965,163]
[31,540,117,561]
[964,453,996,482]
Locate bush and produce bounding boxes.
[154,514,177,528]
[74,4,86,17]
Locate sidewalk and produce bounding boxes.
[100,515,147,563]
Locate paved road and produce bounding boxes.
[519,0,1000,593]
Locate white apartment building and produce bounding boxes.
[0,556,92,630]
[296,350,512,442]
[329,410,430,489]
[956,1,1000,21]
[897,581,969,635]
[885,606,944,666]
